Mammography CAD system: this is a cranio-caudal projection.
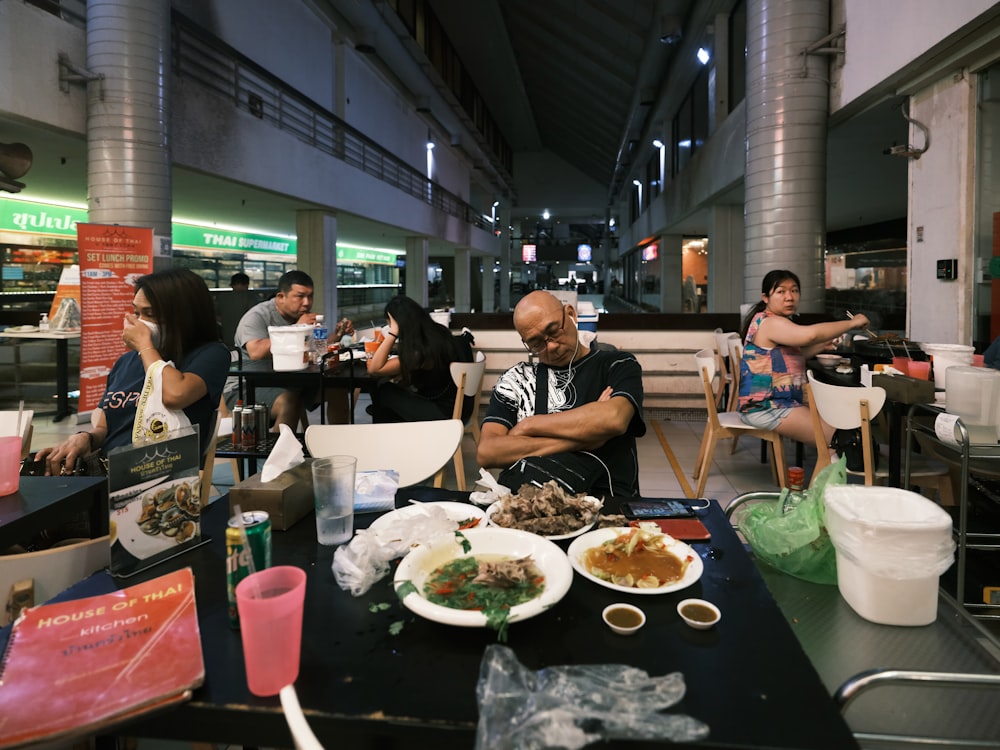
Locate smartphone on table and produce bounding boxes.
[620,499,696,519]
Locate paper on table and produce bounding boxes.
[934,413,961,446]
[260,424,305,482]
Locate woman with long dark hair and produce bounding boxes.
[37,268,230,474]
[366,295,473,423]
[738,269,870,446]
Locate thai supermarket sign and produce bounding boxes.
[0,198,296,255]
[171,223,296,256]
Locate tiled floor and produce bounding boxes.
[28,394,816,507]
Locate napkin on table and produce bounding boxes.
[260,424,305,482]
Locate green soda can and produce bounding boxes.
[225,510,272,629]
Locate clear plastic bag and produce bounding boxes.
[734,457,847,585]
[474,645,709,750]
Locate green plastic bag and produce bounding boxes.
[735,457,847,585]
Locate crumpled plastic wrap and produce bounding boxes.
[469,468,512,506]
[474,645,710,750]
[331,504,458,596]
[354,469,399,513]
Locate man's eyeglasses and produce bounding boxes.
[521,308,566,355]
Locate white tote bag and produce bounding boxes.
[132,359,192,444]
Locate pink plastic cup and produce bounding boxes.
[0,436,21,497]
[891,357,910,376]
[908,361,931,380]
[235,565,307,696]
[973,354,985,367]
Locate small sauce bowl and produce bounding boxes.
[602,603,646,635]
[677,598,721,630]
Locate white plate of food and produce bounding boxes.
[566,526,703,595]
[111,476,201,559]
[393,527,573,635]
[367,501,486,544]
[485,482,602,540]
[4,325,38,333]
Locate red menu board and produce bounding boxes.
[77,224,154,414]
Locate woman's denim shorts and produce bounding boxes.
[739,406,791,431]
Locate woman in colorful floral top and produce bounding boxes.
[737,269,871,446]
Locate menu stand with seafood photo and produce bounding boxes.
[108,427,209,577]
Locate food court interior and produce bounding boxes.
[4,0,1000,746]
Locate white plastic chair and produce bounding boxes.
[713,330,740,409]
[806,371,953,502]
[304,419,464,488]
[434,352,486,491]
[692,349,786,498]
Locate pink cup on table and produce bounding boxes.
[0,436,21,497]
[973,354,985,367]
[891,357,910,375]
[236,565,307,696]
[908,360,931,380]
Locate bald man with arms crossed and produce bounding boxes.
[478,291,646,497]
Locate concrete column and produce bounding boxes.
[86,0,172,270]
[658,234,683,312]
[454,247,471,312]
[482,256,497,313]
[708,205,745,313]
[295,210,337,318]
[405,236,429,307]
[498,207,512,311]
[744,0,830,312]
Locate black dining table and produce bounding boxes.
[9,491,859,750]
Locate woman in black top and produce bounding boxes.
[366,295,474,423]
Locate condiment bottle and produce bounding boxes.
[39,313,50,331]
[781,466,806,514]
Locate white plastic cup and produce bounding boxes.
[311,455,356,545]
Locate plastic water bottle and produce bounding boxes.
[312,315,328,365]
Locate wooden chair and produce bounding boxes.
[692,348,786,498]
[713,330,740,409]
[0,409,34,459]
[304,419,464,488]
[434,352,487,491]
[805,371,954,503]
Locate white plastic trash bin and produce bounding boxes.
[824,486,955,626]
[268,324,312,371]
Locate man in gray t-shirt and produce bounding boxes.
[224,270,317,429]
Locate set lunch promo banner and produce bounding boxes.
[77,224,154,414]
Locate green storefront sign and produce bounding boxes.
[0,198,296,256]
[337,245,399,265]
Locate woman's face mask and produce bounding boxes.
[139,318,162,348]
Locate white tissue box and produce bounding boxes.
[229,460,314,531]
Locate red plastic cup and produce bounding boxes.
[891,357,910,375]
[236,566,307,696]
[0,436,21,497]
[908,361,931,380]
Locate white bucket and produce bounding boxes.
[920,343,974,389]
[824,486,955,626]
[268,324,311,371]
[429,310,452,327]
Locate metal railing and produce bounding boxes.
[170,12,490,234]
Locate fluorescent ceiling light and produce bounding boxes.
[697,47,710,64]
[652,139,664,149]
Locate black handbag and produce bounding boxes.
[830,428,878,473]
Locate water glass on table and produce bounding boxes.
[0,436,21,497]
[311,455,356,545]
[235,565,307,697]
